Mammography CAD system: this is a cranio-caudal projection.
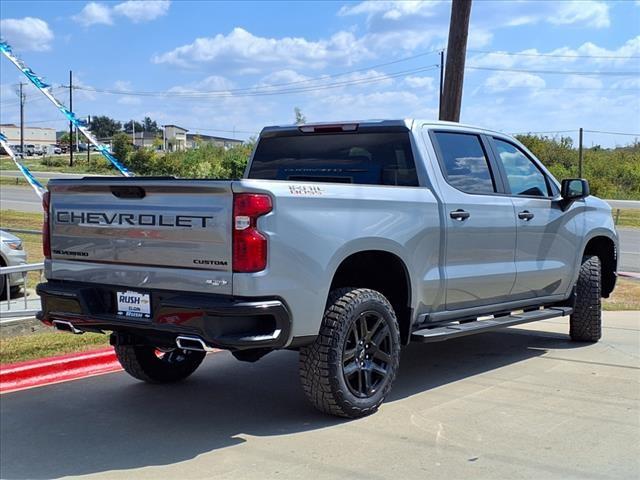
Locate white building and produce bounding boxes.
[0,124,56,148]
[163,125,188,151]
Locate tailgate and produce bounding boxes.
[48,178,233,292]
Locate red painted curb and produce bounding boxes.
[0,347,122,394]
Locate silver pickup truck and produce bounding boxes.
[37,120,618,418]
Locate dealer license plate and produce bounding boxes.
[117,290,151,319]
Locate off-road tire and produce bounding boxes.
[299,288,401,418]
[570,255,602,342]
[114,344,206,383]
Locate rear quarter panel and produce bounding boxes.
[232,179,441,340]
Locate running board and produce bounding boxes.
[410,307,573,343]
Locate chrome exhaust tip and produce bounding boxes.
[52,320,84,335]
[175,335,216,352]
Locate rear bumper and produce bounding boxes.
[36,281,291,350]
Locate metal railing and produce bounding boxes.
[0,262,44,319]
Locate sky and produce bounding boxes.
[0,0,639,147]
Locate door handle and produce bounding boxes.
[518,210,535,221]
[450,209,470,221]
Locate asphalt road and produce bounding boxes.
[1,311,638,479]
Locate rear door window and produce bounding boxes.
[431,132,497,194]
[249,132,419,186]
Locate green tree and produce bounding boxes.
[89,116,122,138]
[123,120,143,134]
[143,116,161,133]
[111,132,132,162]
[294,107,306,125]
[58,132,72,148]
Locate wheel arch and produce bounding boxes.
[329,249,413,345]
[583,234,617,298]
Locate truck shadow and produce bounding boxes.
[1,327,581,479]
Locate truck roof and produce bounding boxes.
[261,119,508,137]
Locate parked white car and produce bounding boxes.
[0,230,27,296]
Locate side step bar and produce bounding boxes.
[411,307,573,343]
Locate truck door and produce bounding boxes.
[426,130,517,310]
[488,137,581,299]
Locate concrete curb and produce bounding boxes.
[0,347,121,394]
[618,271,640,280]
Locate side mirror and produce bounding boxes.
[561,178,589,200]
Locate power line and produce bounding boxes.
[584,129,640,136]
[511,130,576,135]
[477,85,640,92]
[511,129,640,137]
[61,49,441,97]
[466,66,639,76]
[468,49,640,59]
[68,65,439,98]
[182,126,259,135]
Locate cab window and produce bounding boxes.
[493,139,550,197]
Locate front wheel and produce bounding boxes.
[299,288,401,418]
[115,344,206,383]
[570,255,602,342]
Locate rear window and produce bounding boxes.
[248,132,419,186]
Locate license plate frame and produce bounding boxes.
[116,290,151,320]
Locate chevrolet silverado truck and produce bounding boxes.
[37,120,618,418]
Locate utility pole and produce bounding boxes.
[18,82,25,154]
[439,50,445,120]
[441,0,472,122]
[132,120,135,148]
[87,115,91,164]
[69,70,73,166]
[578,127,584,178]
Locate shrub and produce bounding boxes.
[111,132,132,163]
[40,156,66,168]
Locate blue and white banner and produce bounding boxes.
[0,41,132,177]
[0,132,46,198]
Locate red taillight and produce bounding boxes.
[233,193,272,273]
[42,191,51,259]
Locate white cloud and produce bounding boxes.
[339,1,442,20]
[550,1,610,28]
[563,75,603,89]
[468,29,493,49]
[72,2,113,26]
[113,0,170,23]
[484,72,546,92]
[73,1,170,26]
[152,27,371,70]
[404,75,435,90]
[470,37,640,70]
[169,75,235,94]
[0,17,54,51]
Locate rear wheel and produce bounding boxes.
[570,255,602,342]
[299,288,401,418]
[114,344,206,383]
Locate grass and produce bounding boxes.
[603,277,640,311]
[0,330,110,364]
[1,154,114,175]
[612,209,640,228]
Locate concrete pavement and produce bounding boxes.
[1,311,638,479]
